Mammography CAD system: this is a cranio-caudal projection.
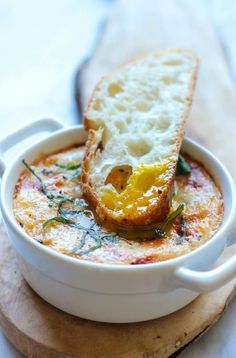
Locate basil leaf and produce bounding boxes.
[23,159,53,200]
[58,198,90,217]
[176,216,187,245]
[155,204,184,238]
[176,154,191,176]
[55,162,81,170]
[22,159,67,203]
[78,236,102,255]
[69,231,87,253]
[43,216,74,228]
[71,167,81,180]
[24,159,117,255]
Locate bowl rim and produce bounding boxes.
[1,125,235,272]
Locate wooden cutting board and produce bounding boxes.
[0,228,235,358]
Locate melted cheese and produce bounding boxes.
[13,145,224,265]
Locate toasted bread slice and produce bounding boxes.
[82,49,199,229]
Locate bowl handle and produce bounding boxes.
[175,255,236,292]
[0,118,65,177]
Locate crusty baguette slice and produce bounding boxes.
[82,49,199,229]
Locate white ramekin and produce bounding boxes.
[0,118,235,323]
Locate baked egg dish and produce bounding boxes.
[13,144,223,265]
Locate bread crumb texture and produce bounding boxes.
[84,50,198,225]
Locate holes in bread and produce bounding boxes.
[126,117,132,125]
[161,76,178,85]
[146,117,171,131]
[173,95,184,103]
[146,117,156,130]
[126,138,152,157]
[158,117,171,131]
[147,62,157,68]
[145,87,159,100]
[114,120,127,133]
[135,101,151,112]
[105,165,133,193]
[163,59,183,66]
[116,103,126,111]
[161,137,175,146]
[93,98,103,110]
[108,82,123,97]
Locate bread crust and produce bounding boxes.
[82,130,175,229]
[82,49,199,229]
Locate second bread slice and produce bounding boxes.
[82,49,199,229]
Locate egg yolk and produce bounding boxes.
[100,161,172,218]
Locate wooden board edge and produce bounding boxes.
[171,282,236,357]
[75,17,107,120]
[1,282,236,358]
[0,293,71,358]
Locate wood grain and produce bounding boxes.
[0,228,235,358]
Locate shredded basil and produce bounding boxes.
[58,198,74,215]
[61,209,86,215]
[23,159,112,254]
[55,162,81,170]
[71,168,82,180]
[176,216,187,245]
[72,226,118,255]
[23,159,54,200]
[43,207,115,256]
[43,214,93,235]
[22,160,69,204]
[69,230,87,253]
[58,198,90,217]
[176,154,191,176]
[78,236,102,255]
[54,162,81,180]
[155,204,184,238]
[25,156,187,255]
[100,233,118,243]
[43,216,74,228]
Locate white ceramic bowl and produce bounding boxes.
[0,118,236,323]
